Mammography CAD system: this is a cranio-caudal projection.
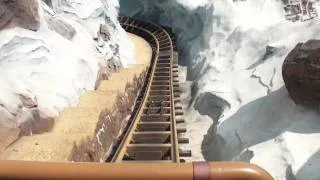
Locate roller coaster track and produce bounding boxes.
[0,16,274,180]
[109,17,190,163]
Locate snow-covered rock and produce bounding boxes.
[0,0,134,144]
[120,0,320,179]
[46,16,76,40]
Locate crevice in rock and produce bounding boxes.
[251,69,272,95]
[269,68,276,88]
[286,165,296,180]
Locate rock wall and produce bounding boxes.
[0,0,134,153]
[70,69,147,162]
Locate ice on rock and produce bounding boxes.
[0,0,134,149]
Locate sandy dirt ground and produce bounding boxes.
[0,33,152,161]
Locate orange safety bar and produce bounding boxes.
[0,161,273,180]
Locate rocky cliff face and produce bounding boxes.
[0,0,134,152]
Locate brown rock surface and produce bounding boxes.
[283,40,320,107]
[0,0,40,31]
[0,121,19,155]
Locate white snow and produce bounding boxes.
[0,0,134,129]
[120,0,320,179]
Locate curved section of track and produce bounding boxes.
[110,17,189,163]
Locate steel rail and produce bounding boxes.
[110,16,185,162]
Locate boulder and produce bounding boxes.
[282,40,320,107]
[0,0,40,31]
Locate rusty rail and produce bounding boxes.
[109,16,187,162]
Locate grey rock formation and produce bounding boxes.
[46,16,76,40]
[99,24,111,41]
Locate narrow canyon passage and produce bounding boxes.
[0,0,320,179]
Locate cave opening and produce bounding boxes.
[119,0,211,82]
